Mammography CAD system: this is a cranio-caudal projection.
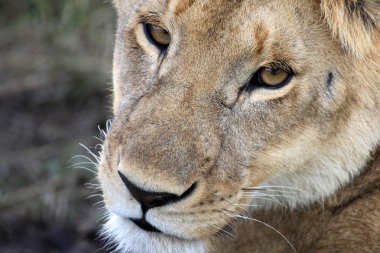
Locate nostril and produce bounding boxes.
[118,171,197,213]
[178,181,197,201]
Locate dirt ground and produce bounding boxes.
[0,1,115,252]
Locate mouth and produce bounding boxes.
[130,218,161,233]
[103,215,208,253]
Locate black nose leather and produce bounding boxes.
[118,171,197,213]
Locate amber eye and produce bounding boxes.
[246,67,292,91]
[144,23,171,50]
[259,67,291,87]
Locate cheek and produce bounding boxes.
[251,126,322,176]
[113,28,158,114]
[225,87,319,178]
[112,54,153,114]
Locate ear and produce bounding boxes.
[320,0,380,58]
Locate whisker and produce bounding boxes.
[106,119,113,133]
[72,165,97,175]
[72,155,98,166]
[97,214,110,223]
[98,125,107,139]
[93,136,104,143]
[69,161,97,168]
[95,143,104,151]
[242,192,297,200]
[86,186,102,192]
[242,185,304,192]
[233,203,262,208]
[86,185,102,191]
[79,143,100,163]
[240,196,288,208]
[225,200,251,214]
[223,209,296,252]
[243,188,300,195]
[93,200,105,207]
[86,193,104,200]
[211,223,234,238]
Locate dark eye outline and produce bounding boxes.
[143,23,171,50]
[245,67,294,92]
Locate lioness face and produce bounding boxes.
[98,0,380,252]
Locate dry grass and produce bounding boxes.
[0,0,115,252]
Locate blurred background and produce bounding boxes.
[0,0,115,252]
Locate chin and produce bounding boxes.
[101,214,208,253]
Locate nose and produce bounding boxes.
[118,171,197,213]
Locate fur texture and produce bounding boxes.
[98,0,380,252]
[321,0,380,58]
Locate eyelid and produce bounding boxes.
[267,61,295,75]
[137,13,167,31]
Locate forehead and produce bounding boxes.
[138,0,315,27]
[135,0,319,49]
[134,0,317,69]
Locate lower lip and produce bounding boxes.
[130,218,162,233]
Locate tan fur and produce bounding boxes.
[98,0,380,252]
[210,151,380,253]
[174,0,195,16]
[321,0,380,58]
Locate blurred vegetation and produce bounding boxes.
[0,0,115,252]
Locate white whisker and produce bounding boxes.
[240,196,288,208]
[242,186,305,192]
[93,136,104,143]
[86,193,103,200]
[233,203,262,208]
[106,119,113,133]
[69,161,97,168]
[211,223,234,237]
[72,155,98,166]
[243,188,300,195]
[242,192,298,200]
[79,143,100,163]
[72,165,97,174]
[93,200,106,207]
[223,209,296,252]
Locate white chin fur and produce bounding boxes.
[101,214,207,253]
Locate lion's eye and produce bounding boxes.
[144,23,171,50]
[246,67,292,91]
[259,67,290,87]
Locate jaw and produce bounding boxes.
[102,214,208,253]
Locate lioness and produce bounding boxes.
[98,0,380,252]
